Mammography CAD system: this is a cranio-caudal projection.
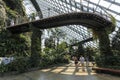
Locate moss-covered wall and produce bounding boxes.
[3,0,25,16]
[0,0,6,28]
[0,0,31,57]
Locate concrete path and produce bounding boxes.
[0,63,120,80]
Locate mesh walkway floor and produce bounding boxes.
[0,63,120,80]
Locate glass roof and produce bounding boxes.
[23,0,120,47]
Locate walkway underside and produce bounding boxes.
[7,12,112,34]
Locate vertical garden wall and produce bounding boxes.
[0,0,6,29]
[95,28,113,66]
[30,27,42,67]
[29,0,43,67]
[0,0,31,57]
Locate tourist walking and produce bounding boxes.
[73,56,78,67]
[79,55,85,71]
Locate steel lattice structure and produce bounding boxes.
[23,0,120,48]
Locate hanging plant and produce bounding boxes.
[88,13,116,40]
[5,7,18,18]
[3,0,26,16]
[105,14,116,34]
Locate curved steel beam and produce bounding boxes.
[30,0,43,18]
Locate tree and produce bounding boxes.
[49,28,66,48]
[44,36,55,48]
[84,47,97,61]
[77,43,85,57]
[112,28,120,51]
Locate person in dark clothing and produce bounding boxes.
[73,56,78,67]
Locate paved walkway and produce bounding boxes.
[0,63,120,80]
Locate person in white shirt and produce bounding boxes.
[10,19,14,26]
[79,55,85,71]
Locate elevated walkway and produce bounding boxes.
[7,12,113,34]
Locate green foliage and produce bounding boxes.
[77,43,85,56]
[0,63,8,73]
[95,51,120,68]
[112,50,120,56]
[41,41,70,67]
[0,0,30,57]
[0,30,31,57]
[46,28,66,47]
[57,42,68,52]
[112,28,120,52]
[45,36,55,48]
[99,28,120,69]
[84,47,97,61]
[88,29,99,40]
[100,8,116,34]
[30,27,42,67]
[4,0,27,26]
[3,0,26,16]
[29,13,36,21]
[7,57,30,73]
[44,28,68,67]
[0,0,6,28]
[88,15,116,66]
[6,6,18,18]
[105,14,116,34]
[69,46,75,55]
[40,51,70,67]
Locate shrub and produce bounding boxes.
[95,54,120,67]
[0,63,8,73]
[8,57,30,73]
